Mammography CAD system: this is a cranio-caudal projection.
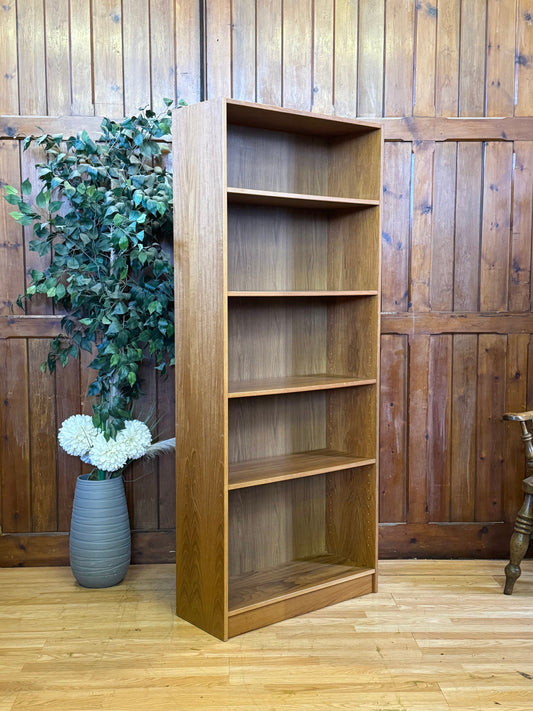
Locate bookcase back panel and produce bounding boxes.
[228,476,326,576]
[228,205,328,291]
[228,392,327,463]
[228,297,378,382]
[228,205,380,292]
[227,125,380,200]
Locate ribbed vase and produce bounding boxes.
[69,474,131,588]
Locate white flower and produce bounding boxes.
[58,415,98,458]
[89,433,129,472]
[116,420,152,460]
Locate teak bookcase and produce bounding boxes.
[173,98,382,640]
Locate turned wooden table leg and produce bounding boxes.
[504,477,533,595]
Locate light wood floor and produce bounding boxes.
[1,560,533,710]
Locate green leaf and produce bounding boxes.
[35,190,51,209]
[118,233,128,251]
[21,179,32,196]
[127,371,137,387]
[9,211,34,226]
[4,185,18,196]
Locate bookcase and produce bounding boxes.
[173,98,381,640]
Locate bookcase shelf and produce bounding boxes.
[174,98,381,640]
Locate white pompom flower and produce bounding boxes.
[89,433,129,472]
[58,414,98,458]
[116,419,152,460]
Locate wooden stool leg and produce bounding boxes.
[504,486,533,595]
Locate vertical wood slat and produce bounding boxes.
[430,142,456,311]
[16,0,47,114]
[92,0,124,116]
[516,0,533,116]
[410,141,435,312]
[56,358,82,532]
[358,0,384,117]
[157,368,175,530]
[282,0,313,111]
[232,0,256,103]
[0,140,25,315]
[20,143,53,316]
[486,0,516,117]
[0,2,19,114]
[407,334,430,524]
[333,0,358,118]
[510,142,533,313]
[413,1,437,117]
[479,142,513,313]
[122,0,151,114]
[175,0,203,104]
[28,339,57,532]
[450,334,477,521]
[435,0,460,116]
[150,0,176,112]
[476,334,506,522]
[312,0,334,115]
[0,339,31,533]
[458,0,486,116]
[381,142,411,313]
[384,0,414,117]
[379,335,407,522]
[256,0,282,106]
[70,0,94,115]
[454,142,483,311]
[427,334,452,522]
[504,334,530,523]
[45,0,71,115]
[205,0,232,100]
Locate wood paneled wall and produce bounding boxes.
[1,0,533,564]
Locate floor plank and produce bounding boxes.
[0,560,532,710]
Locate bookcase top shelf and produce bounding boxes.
[225,98,381,136]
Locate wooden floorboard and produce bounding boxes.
[1,560,533,709]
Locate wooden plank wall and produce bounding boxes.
[1,0,533,564]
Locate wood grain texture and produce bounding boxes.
[459,0,486,116]
[0,2,18,113]
[92,0,124,116]
[45,0,71,115]
[358,0,384,117]
[516,0,533,116]
[414,1,437,117]
[435,0,460,116]
[3,0,533,567]
[122,0,151,114]
[173,100,228,640]
[486,0,516,117]
[6,561,533,709]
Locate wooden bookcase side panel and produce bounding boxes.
[173,100,229,641]
[326,385,378,459]
[228,297,378,385]
[227,205,380,292]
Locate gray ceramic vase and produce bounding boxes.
[69,474,131,588]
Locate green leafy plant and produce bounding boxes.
[4,100,184,438]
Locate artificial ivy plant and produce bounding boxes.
[5,99,184,437]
